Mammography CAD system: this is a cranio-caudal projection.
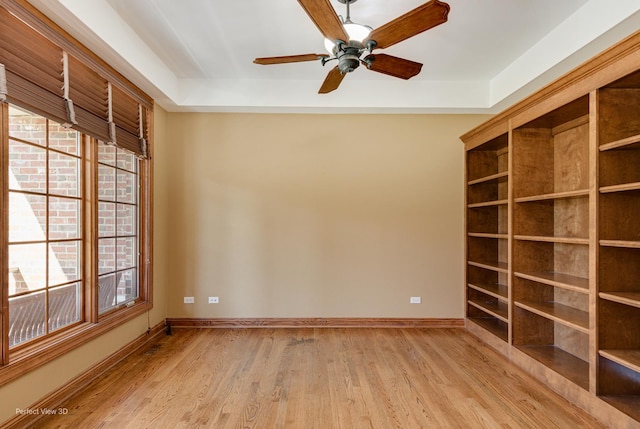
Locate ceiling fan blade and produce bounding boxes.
[254,54,328,65]
[298,0,349,42]
[364,54,423,80]
[319,66,345,94]
[364,0,450,50]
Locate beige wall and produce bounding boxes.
[0,104,170,425]
[166,113,489,319]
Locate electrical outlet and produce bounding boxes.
[208,296,219,304]
[184,296,194,304]
[410,296,421,304]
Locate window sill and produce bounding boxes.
[0,301,151,386]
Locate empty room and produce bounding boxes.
[1,0,640,427]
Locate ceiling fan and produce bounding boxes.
[254,0,450,94]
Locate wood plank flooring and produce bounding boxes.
[33,328,607,428]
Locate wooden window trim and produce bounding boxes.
[1,102,8,366]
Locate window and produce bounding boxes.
[7,106,82,347]
[0,1,153,383]
[4,105,149,353]
[97,141,140,313]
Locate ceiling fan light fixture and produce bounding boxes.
[323,22,371,53]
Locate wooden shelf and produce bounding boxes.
[515,189,589,203]
[468,282,508,301]
[516,345,590,390]
[600,349,640,374]
[514,235,589,245]
[600,133,640,151]
[514,271,589,294]
[467,232,508,239]
[600,397,640,422]
[467,317,508,342]
[599,292,640,309]
[600,240,640,249]
[515,300,589,333]
[468,260,508,274]
[468,171,509,186]
[468,199,508,209]
[468,298,508,322]
[600,182,640,193]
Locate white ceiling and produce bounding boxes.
[26,0,640,113]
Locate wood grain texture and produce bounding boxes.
[297,0,348,42]
[28,328,606,429]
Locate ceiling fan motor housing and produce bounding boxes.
[336,41,363,74]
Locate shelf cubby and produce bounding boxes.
[512,96,589,200]
[467,204,507,235]
[514,305,590,390]
[513,195,589,240]
[598,246,640,301]
[599,190,640,243]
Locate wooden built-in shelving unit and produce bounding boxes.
[461,29,640,427]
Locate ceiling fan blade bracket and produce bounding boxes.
[321,56,337,66]
[365,40,377,52]
[361,55,374,69]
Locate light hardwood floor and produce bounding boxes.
[33,328,606,428]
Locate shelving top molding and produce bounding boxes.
[460,29,640,150]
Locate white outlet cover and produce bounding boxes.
[184,296,195,304]
[410,297,421,304]
[208,296,219,304]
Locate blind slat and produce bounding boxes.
[6,70,67,125]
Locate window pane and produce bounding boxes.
[9,192,46,242]
[98,238,116,274]
[49,283,81,332]
[49,151,80,197]
[9,291,46,347]
[8,243,46,295]
[8,106,47,145]
[48,124,79,155]
[117,268,137,304]
[117,170,136,204]
[98,164,116,201]
[117,204,136,236]
[117,147,136,173]
[98,273,117,313]
[99,202,116,237]
[49,197,81,240]
[49,241,81,286]
[117,237,136,270]
[9,140,46,193]
[97,141,116,166]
